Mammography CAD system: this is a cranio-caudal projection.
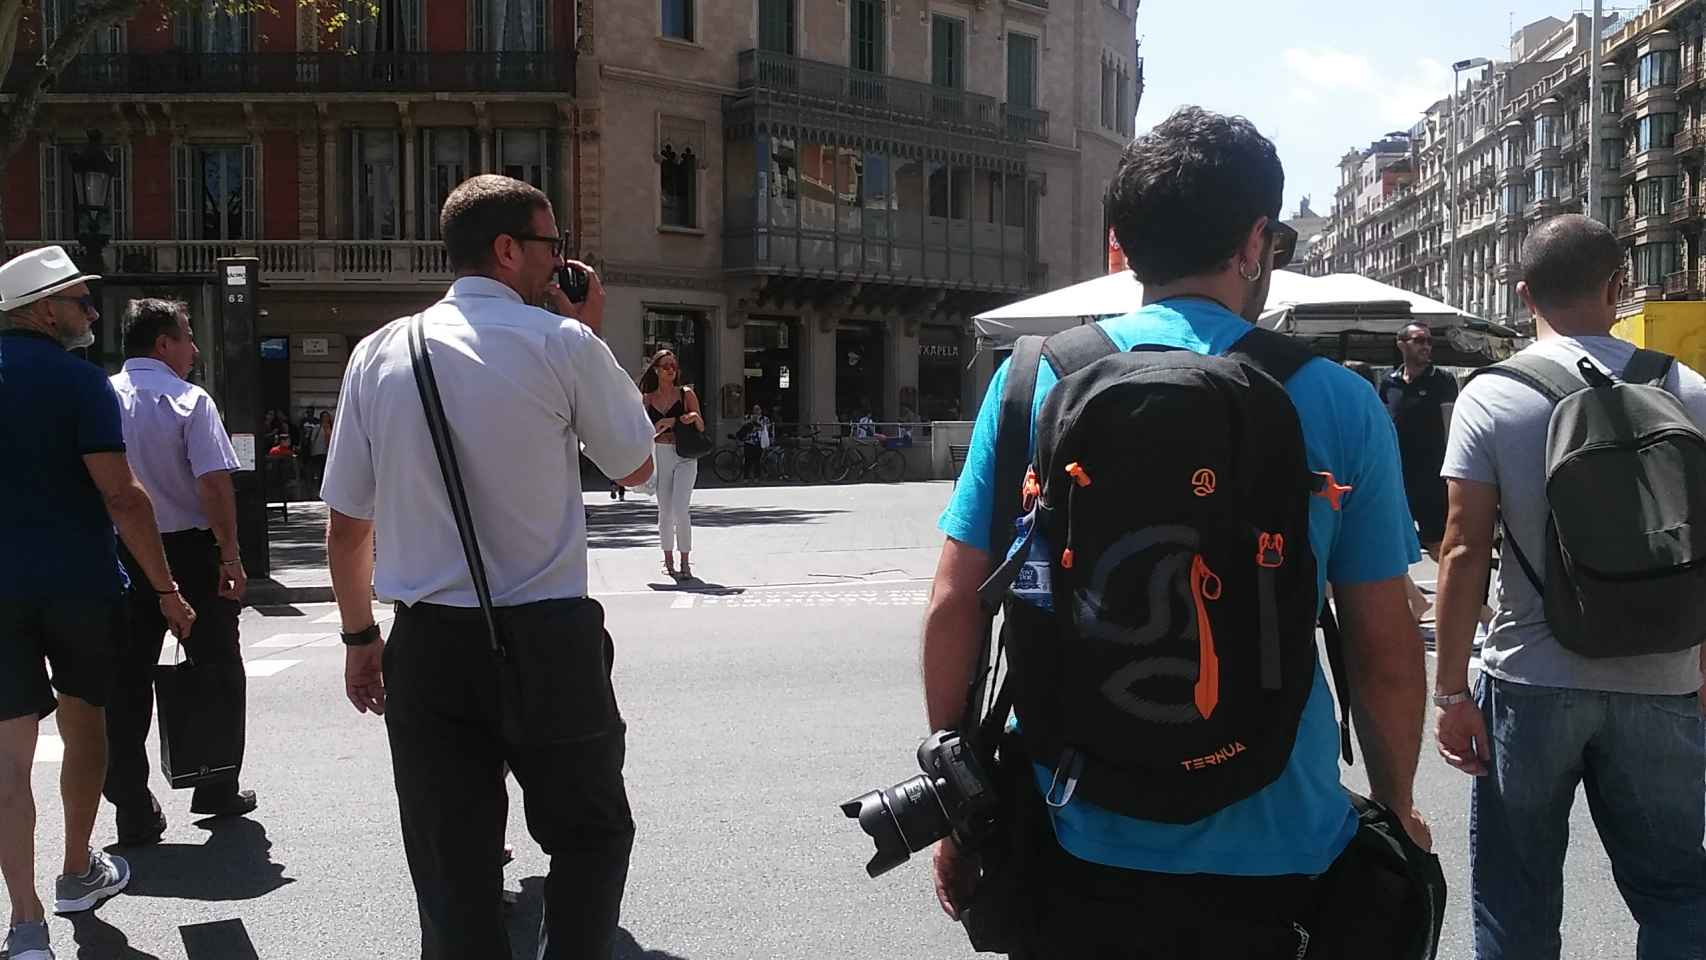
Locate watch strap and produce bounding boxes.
[341,623,382,647]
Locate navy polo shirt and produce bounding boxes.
[0,329,129,599]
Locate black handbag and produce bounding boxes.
[670,391,713,460]
[406,314,623,744]
[154,654,246,790]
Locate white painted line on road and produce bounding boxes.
[243,659,301,678]
[315,611,343,624]
[670,594,696,610]
[602,576,934,599]
[250,633,334,649]
[35,734,63,764]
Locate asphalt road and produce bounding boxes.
[12,484,1643,959]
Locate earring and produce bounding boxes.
[1239,260,1262,282]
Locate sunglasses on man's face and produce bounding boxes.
[44,294,97,314]
[1266,221,1298,270]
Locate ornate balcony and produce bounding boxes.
[1,239,456,285]
[1665,270,1700,298]
[1616,216,1639,239]
[3,51,575,95]
[1672,197,1706,226]
[734,49,1044,143]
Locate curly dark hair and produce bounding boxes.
[1103,106,1285,286]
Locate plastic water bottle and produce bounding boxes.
[1008,515,1054,612]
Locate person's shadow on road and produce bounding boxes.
[506,876,690,959]
[110,817,292,902]
[65,911,163,960]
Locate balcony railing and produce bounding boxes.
[1671,197,1706,225]
[3,51,575,95]
[3,239,456,283]
[1676,126,1705,155]
[736,49,1044,143]
[1616,216,1639,238]
[1665,270,1700,297]
[1682,63,1705,94]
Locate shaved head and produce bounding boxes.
[1519,214,1624,312]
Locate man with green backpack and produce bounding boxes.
[1433,214,1706,959]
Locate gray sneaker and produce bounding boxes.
[53,850,130,913]
[4,920,54,960]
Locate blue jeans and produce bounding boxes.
[1471,675,1706,960]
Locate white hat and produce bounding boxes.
[0,245,100,312]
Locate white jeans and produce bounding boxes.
[655,442,697,553]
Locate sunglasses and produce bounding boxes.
[1266,221,1298,270]
[508,233,566,256]
[1402,334,1434,345]
[44,294,97,313]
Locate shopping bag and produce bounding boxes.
[154,658,246,790]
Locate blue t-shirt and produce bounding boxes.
[939,300,1419,876]
[0,330,129,600]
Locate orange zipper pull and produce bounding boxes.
[1191,555,1222,719]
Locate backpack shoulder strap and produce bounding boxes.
[1466,353,1585,405]
[1622,348,1675,387]
[1225,326,1318,384]
[989,336,1046,564]
[1040,322,1120,379]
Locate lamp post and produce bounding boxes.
[67,129,118,365]
[1448,57,1491,310]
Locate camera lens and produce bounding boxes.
[840,774,953,878]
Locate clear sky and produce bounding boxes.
[1132,1,1637,217]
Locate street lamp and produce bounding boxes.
[68,129,118,265]
[67,129,117,365]
[1448,56,1491,310]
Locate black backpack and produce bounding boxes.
[1468,348,1706,658]
[979,323,1357,824]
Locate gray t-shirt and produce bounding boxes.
[1442,335,1706,695]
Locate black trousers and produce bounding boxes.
[384,599,634,960]
[105,529,245,815]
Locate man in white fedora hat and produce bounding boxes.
[0,245,194,960]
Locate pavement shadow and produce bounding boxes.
[505,878,690,959]
[643,580,745,595]
[115,818,293,902]
[586,501,844,550]
[65,911,164,960]
[268,509,331,575]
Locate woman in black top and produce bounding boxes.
[639,348,704,578]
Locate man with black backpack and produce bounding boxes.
[923,107,1435,958]
[1433,214,1706,959]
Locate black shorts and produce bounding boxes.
[1405,478,1447,546]
[0,598,122,722]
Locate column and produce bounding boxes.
[891,318,920,424]
[805,312,838,427]
[321,123,340,240]
[400,110,417,240]
[557,111,575,239]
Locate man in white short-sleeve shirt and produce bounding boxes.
[1432,214,1706,959]
[323,175,653,959]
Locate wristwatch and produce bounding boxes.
[1432,689,1472,707]
[341,623,382,647]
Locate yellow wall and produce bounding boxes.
[1611,301,1706,373]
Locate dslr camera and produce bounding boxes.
[840,729,1000,878]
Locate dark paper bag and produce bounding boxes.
[154,660,246,790]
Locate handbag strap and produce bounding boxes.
[407,312,505,656]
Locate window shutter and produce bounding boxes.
[42,0,60,49]
[243,141,257,239]
[348,129,361,239]
[111,143,129,240]
[472,0,486,51]
[173,142,191,240]
[41,141,60,238]
[174,13,191,51]
[404,0,421,50]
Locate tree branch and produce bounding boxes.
[1,0,143,169]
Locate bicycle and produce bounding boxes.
[828,436,907,484]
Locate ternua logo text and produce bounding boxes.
[1180,741,1247,770]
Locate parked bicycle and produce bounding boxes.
[825,437,908,484]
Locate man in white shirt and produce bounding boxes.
[323,175,654,960]
[105,299,253,845]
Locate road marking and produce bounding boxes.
[243,659,301,678]
[35,734,63,764]
[313,606,394,625]
[250,633,337,649]
[691,589,930,609]
[670,594,696,609]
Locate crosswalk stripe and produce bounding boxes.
[35,734,63,763]
[250,633,337,649]
[243,659,301,678]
